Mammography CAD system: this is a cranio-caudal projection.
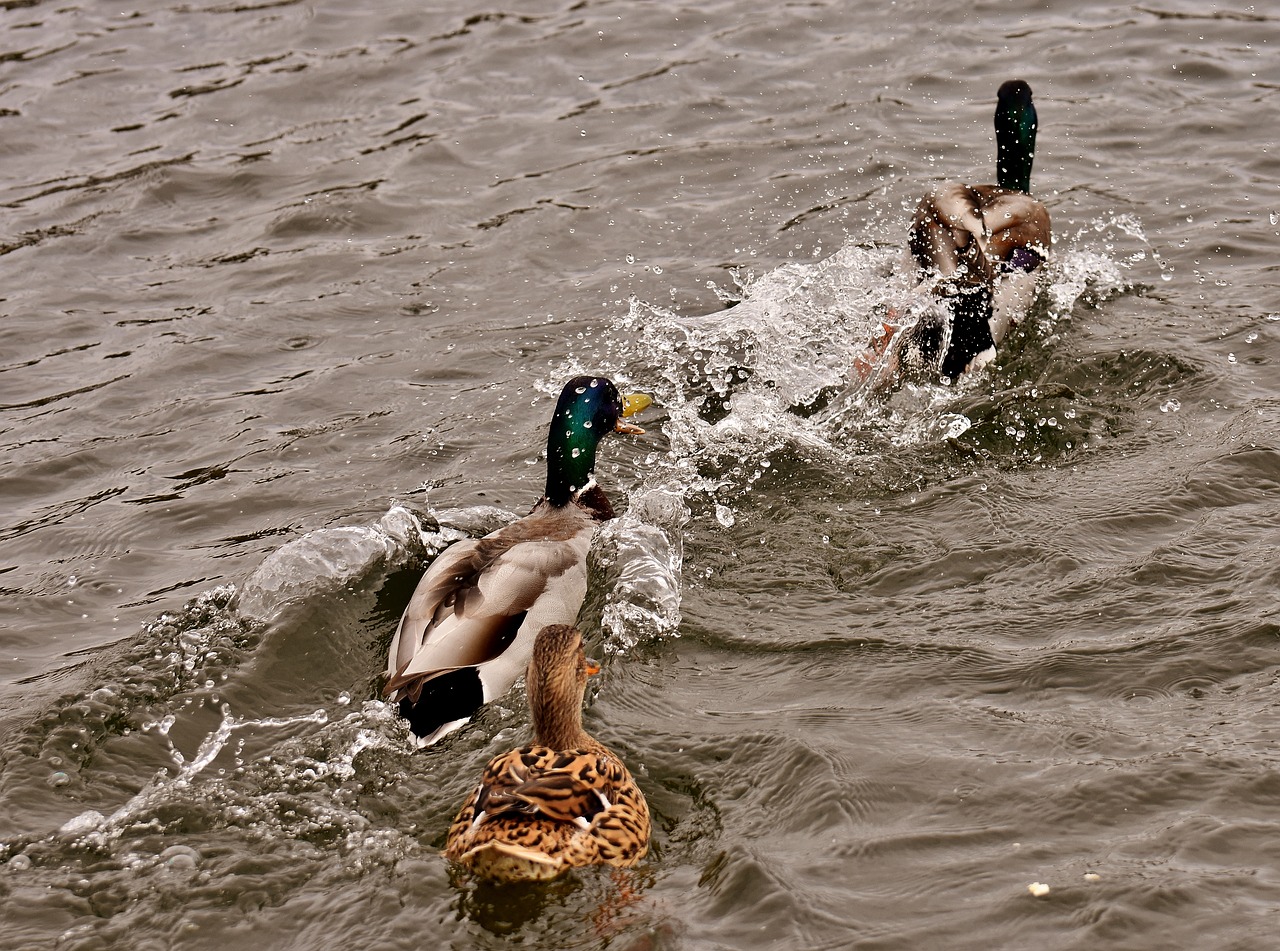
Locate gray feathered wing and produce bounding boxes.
[384,503,596,734]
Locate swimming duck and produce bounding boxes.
[384,376,651,745]
[858,80,1051,383]
[444,623,651,882]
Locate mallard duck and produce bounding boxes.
[384,376,651,745]
[858,80,1051,383]
[444,623,651,882]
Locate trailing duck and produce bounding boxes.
[444,624,650,882]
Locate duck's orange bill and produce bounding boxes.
[585,658,602,677]
[615,392,652,435]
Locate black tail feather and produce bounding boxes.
[399,666,485,740]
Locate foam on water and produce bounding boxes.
[54,703,333,849]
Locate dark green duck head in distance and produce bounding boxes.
[995,79,1038,194]
[545,375,651,507]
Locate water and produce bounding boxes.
[2,0,1279,948]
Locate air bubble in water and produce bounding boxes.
[160,845,201,870]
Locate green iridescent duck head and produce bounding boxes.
[545,375,651,507]
[995,79,1039,194]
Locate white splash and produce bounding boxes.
[58,704,332,848]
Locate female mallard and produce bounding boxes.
[859,80,1051,383]
[384,376,651,746]
[444,623,650,882]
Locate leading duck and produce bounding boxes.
[856,79,1052,383]
[384,375,651,745]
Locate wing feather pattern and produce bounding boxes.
[384,502,596,733]
[446,744,650,881]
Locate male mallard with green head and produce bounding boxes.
[384,376,651,745]
[445,623,650,882]
[857,80,1051,383]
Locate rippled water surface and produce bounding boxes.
[3,0,1279,948]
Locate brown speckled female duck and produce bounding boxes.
[444,624,651,883]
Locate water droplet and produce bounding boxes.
[571,447,581,458]
[1227,353,1238,364]
[1159,399,1181,413]
[160,845,201,870]
[583,420,592,428]
[714,504,735,528]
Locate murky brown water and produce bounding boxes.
[3,1,1279,948]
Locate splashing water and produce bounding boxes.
[540,219,1147,652]
[1047,213,1149,315]
[597,481,689,650]
[620,244,908,462]
[57,704,334,850]
[608,226,1138,507]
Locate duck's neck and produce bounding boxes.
[545,419,602,509]
[995,83,1037,194]
[530,679,591,749]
